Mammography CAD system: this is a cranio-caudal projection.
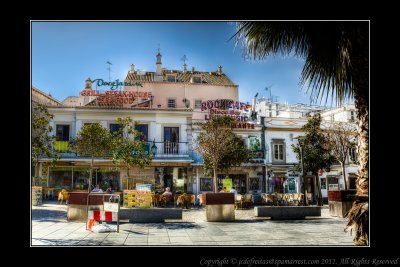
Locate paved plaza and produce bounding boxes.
[32,201,355,246]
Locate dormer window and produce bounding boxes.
[167,75,176,82]
[191,76,202,84]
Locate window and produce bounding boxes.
[350,111,355,121]
[167,99,176,108]
[191,76,202,83]
[167,75,176,82]
[249,177,261,190]
[349,147,357,163]
[348,175,357,190]
[272,141,285,162]
[164,127,179,154]
[194,99,202,109]
[109,123,122,135]
[56,125,70,141]
[135,124,148,141]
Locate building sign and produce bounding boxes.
[249,150,264,159]
[201,99,251,111]
[249,136,261,151]
[223,178,232,191]
[200,99,255,129]
[80,90,153,104]
[92,79,143,90]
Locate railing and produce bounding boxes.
[151,142,189,157]
[50,141,189,158]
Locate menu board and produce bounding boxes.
[223,178,232,192]
[136,190,152,208]
[136,183,152,191]
[122,190,137,208]
[32,186,42,206]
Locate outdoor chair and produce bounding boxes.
[243,194,253,209]
[235,194,244,209]
[197,194,203,207]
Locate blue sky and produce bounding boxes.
[32,21,324,105]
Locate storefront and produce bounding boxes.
[120,165,192,193]
[48,166,121,191]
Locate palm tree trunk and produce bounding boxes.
[345,41,369,245]
[341,162,347,191]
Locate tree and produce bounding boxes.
[197,116,250,192]
[233,22,368,245]
[32,103,58,186]
[292,114,335,206]
[71,123,113,192]
[324,122,357,190]
[111,117,152,182]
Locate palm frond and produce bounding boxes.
[345,202,368,246]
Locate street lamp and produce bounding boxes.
[151,138,157,156]
[294,136,308,206]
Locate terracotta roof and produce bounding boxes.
[32,86,63,106]
[125,69,236,86]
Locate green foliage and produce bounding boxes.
[292,114,335,175]
[71,123,113,157]
[71,123,113,191]
[197,116,250,191]
[233,21,368,106]
[111,117,152,177]
[31,103,58,184]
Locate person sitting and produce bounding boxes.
[219,187,227,192]
[230,188,238,197]
[105,186,114,194]
[162,187,172,196]
[91,184,103,193]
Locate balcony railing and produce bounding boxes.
[50,141,189,158]
[151,142,189,157]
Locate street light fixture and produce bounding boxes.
[150,138,157,156]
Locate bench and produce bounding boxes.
[119,208,182,223]
[254,206,321,220]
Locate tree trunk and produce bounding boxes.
[346,32,368,245]
[341,162,347,190]
[89,156,94,192]
[213,168,218,193]
[35,161,39,187]
[313,172,323,206]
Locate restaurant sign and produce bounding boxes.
[92,79,143,90]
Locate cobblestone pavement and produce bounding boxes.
[32,201,354,246]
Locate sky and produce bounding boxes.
[32,21,327,105]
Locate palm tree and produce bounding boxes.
[233,21,368,245]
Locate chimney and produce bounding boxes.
[217,65,223,75]
[129,64,135,73]
[156,52,162,75]
[85,77,92,90]
[183,63,187,73]
[154,52,163,81]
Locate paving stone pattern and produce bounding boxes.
[32,201,354,246]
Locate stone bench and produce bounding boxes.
[254,206,321,220]
[119,208,182,223]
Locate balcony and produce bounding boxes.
[151,142,190,158]
[49,141,190,159]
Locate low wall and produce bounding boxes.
[205,193,235,222]
[254,206,321,220]
[119,208,182,223]
[328,190,355,218]
[67,204,103,221]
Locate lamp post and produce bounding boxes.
[294,136,308,206]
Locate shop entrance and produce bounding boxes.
[217,174,247,194]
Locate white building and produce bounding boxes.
[253,98,358,202]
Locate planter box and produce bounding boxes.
[205,193,235,222]
[119,208,182,223]
[328,190,356,218]
[254,206,321,220]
